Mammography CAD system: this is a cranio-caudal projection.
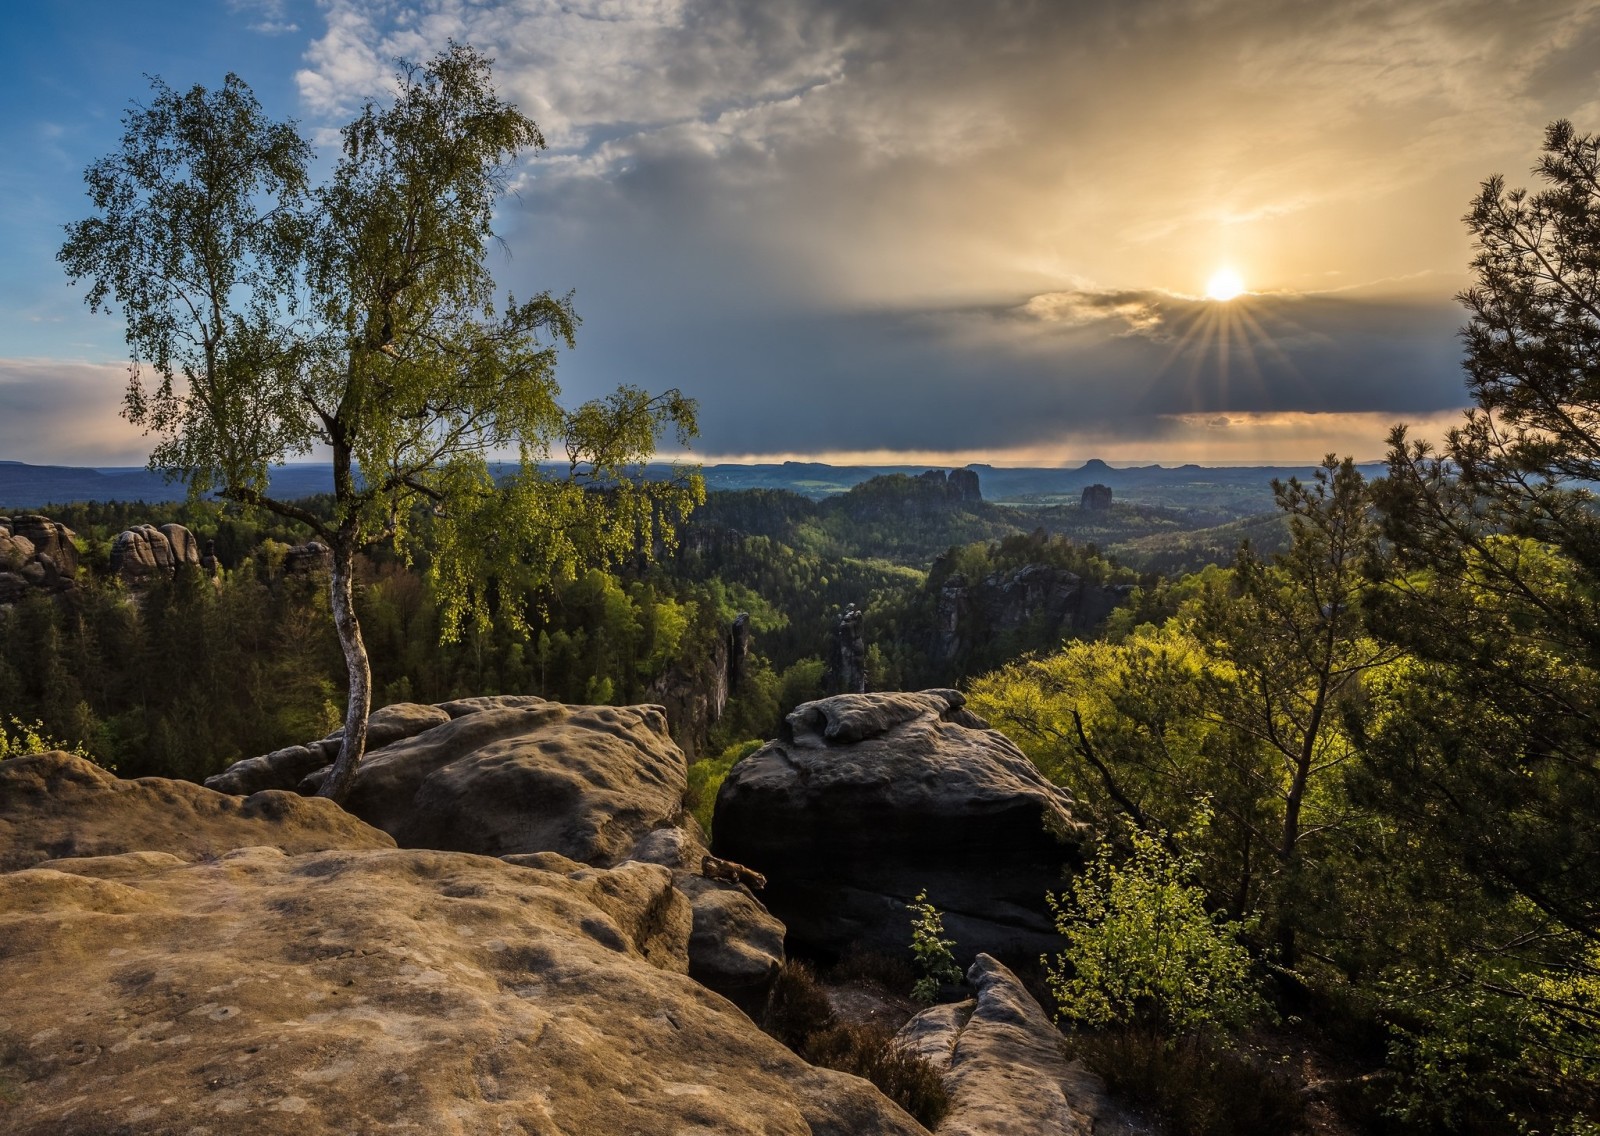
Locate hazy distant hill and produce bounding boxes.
[0,462,339,510]
[0,458,1385,512]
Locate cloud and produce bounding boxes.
[275,1,1600,461]
[0,359,151,466]
[228,0,300,36]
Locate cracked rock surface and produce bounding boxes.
[0,845,926,1135]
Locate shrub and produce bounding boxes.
[1046,827,1261,1034]
[807,1022,950,1130]
[0,715,108,769]
[759,960,950,1129]
[760,960,837,1053]
[1071,1027,1308,1136]
[907,890,963,1003]
[830,945,916,998]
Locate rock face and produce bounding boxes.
[0,515,78,603]
[0,845,927,1136]
[283,539,332,575]
[0,751,396,873]
[1080,483,1113,510]
[109,522,202,584]
[647,612,754,761]
[934,563,1130,666]
[897,954,1101,1136]
[712,690,1085,965]
[826,603,868,694]
[916,468,982,505]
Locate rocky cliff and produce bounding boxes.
[0,515,79,604]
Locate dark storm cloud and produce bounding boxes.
[537,284,1468,455]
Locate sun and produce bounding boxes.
[1205,267,1246,301]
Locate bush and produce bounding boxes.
[759,960,950,1129]
[1046,827,1261,1034]
[1072,1028,1307,1136]
[760,960,837,1053]
[830,946,916,998]
[907,890,963,1003]
[807,1022,950,1130]
[0,715,108,769]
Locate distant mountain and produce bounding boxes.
[0,458,1386,511]
[0,462,334,510]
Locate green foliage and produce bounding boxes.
[685,739,762,837]
[907,890,963,1003]
[1046,827,1262,1035]
[0,715,104,767]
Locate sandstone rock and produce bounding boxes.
[826,602,868,694]
[676,871,787,1011]
[713,690,1085,965]
[0,751,395,873]
[159,521,201,565]
[933,558,1129,666]
[0,530,35,571]
[109,522,201,584]
[0,516,79,601]
[628,823,785,1007]
[0,846,927,1135]
[204,743,330,796]
[1081,483,1113,510]
[948,467,983,502]
[11,514,78,575]
[245,698,691,869]
[897,954,1102,1136]
[283,539,332,575]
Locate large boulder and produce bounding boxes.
[108,522,202,584]
[713,690,1085,964]
[897,953,1103,1136]
[0,515,77,600]
[0,751,395,873]
[8,514,78,576]
[0,846,927,1135]
[209,696,689,868]
[204,701,452,796]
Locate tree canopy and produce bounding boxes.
[60,45,702,801]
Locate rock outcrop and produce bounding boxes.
[109,522,202,584]
[646,612,753,760]
[934,563,1130,666]
[283,539,332,575]
[0,845,927,1135]
[712,690,1085,965]
[897,953,1102,1136]
[0,515,78,603]
[0,750,396,873]
[827,603,868,694]
[1080,483,1113,510]
[208,695,788,1008]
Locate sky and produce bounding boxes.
[2,0,1598,467]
